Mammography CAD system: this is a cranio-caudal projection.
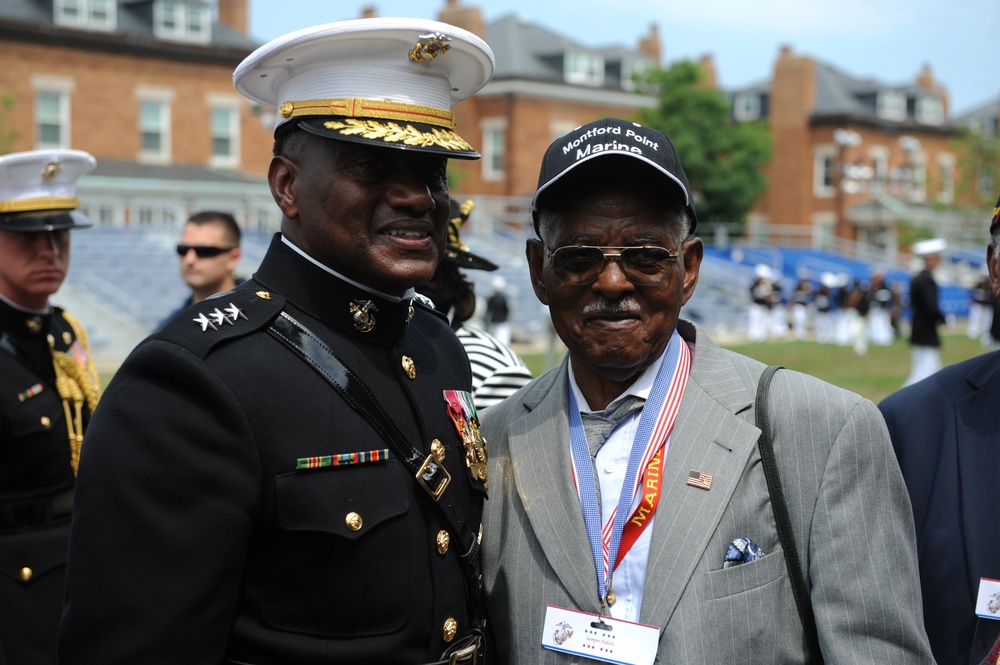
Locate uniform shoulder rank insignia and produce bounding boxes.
[158,287,284,359]
[193,302,248,332]
[443,390,488,490]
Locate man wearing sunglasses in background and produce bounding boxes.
[480,118,934,664]
[160,211,243,329]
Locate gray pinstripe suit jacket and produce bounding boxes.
[481,321,934,664]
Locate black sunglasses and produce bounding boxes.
[545,245,680,286]
[176,244,234,258]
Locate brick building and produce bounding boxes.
[435,0,661,202]
[0,0,275,230]
[730,45,964,257]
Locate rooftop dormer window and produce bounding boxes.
[564,51,604,87]
[915,96,943,125]
[154,0,210,44]
[618,58,647,91]
[876,90,906,121]
[733,93,760,121]
[54,0,116,31]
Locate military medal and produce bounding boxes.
[442,390,488,489]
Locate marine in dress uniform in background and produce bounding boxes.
[59,19,494,665]
[904,237,948,387]
[417,199,533,410]
[0,149,100,665]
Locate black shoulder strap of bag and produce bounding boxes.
[266,311,481,575]
[755,365,823,662]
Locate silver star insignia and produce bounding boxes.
[193,312,217,331]
[210,308,232,326]
[225,303,247,322]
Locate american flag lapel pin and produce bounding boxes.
[687,469,714,490]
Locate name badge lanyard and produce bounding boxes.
[567,330,691,610]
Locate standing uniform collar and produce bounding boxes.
[0,294,52,342]
[253,234,421,348]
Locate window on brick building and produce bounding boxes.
[733,93,760,121]
[209,106,240,167]
[906,157,927,203]
[936,155,954,204]
[154,1,210,44]
[480,118,507,182]
[876,91,906,121]
[813,146,836,198]
[564,51,604,86]
[916,96,944,125]
[35,91,69,149]
[54,0,116,31]
[139,99,171,162]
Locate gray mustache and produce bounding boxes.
[581,298,642,316]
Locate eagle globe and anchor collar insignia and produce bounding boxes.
[443,390,488,490]
[349,299,378,332]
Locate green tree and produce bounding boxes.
[951,125,999,208]
[635,60,771,225]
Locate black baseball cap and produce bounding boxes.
[531,118,697,232]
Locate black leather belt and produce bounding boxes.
[0,490,73,531]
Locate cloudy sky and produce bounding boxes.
[247,0,998,114]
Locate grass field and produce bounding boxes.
[98,331,992,406]
[519,332,992,405]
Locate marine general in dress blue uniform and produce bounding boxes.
[0,149,101,665]
[59,19,495,665]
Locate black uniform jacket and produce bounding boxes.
[880,351,1000,665]
[1,301,89,665]
[60,235,484,665]
[908,269,945,347]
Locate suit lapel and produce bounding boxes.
[508,360,601,611]
[640,328,761,630]
[955,355,1000,583]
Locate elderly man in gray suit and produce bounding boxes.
[480,118,934,665]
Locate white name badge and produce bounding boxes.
[976,578,1000,619]
[541,605,660,665]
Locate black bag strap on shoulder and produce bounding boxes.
[755,365,823,663]
[266,311,482,589]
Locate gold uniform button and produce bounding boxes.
[256,290,273,300]
[20,567,32,582]
[401,355,416,380]
[436,530,450,555]
[442,617,458,643]
[430,439,445,463]
[40,416,51,428]
[345,512,363,532]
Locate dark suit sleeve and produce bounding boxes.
[59,339,261,664]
